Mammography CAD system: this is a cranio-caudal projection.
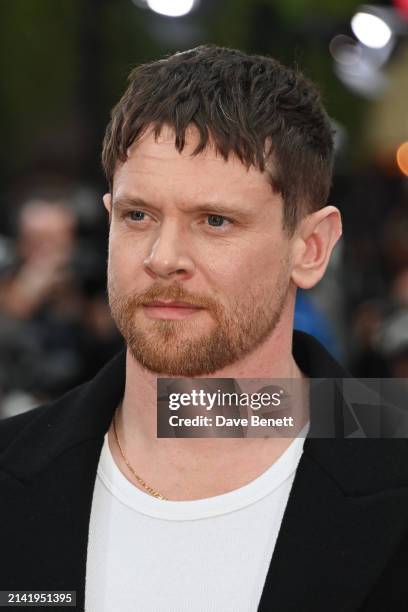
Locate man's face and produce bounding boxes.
[19,202,76,263]
[106,124,295,376]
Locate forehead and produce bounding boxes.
[112,124,275,204]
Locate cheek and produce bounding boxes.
[210,240,288,294]
[108,233,146,287]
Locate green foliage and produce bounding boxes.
[274,0,362,23]
[0,0,369,182]
[0,0,79,171]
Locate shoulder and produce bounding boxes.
[0,404,49,451]
[0,349,125,480]
[0,378,92,481]
[0,374,93,444]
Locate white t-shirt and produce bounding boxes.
[85,432,306,612]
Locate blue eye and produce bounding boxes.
[128,210,146,221]
[207,214,230,228]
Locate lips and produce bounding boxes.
[145,300,202,308]
[142,300,205,320]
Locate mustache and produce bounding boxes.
[115,283,217,311]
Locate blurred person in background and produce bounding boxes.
[350,299,392,377]
[0,46,407,612]
[349,203,408,379]
[1,198,77,319]
[0,194,122,417]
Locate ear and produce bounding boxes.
[290,205,342,290]
[103,193,112,225]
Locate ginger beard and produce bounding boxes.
[107,255,291,377]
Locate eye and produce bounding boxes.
[206,214,231,230]
[127,210,147,222]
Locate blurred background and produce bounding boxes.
[1,0,408,419]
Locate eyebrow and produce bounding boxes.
[112,195,253,220]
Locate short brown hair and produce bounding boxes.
[102,45,334,233]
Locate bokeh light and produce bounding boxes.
[329,35,362,65]
[351,11,393,48]
[396,141,408,176]
[146,0,196,17]
[394,0,408,21]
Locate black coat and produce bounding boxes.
[1,331,408,611]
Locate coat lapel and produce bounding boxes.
[257,438,408,611]
[0,438,105,606]
[258,332,408,611]
[0,349,126,610]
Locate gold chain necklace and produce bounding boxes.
[112,408,168,501]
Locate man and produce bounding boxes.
[0,46,407,612]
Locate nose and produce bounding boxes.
[143,220,195,280]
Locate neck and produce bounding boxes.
[107,317,309,500]
[116,318,305,454]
